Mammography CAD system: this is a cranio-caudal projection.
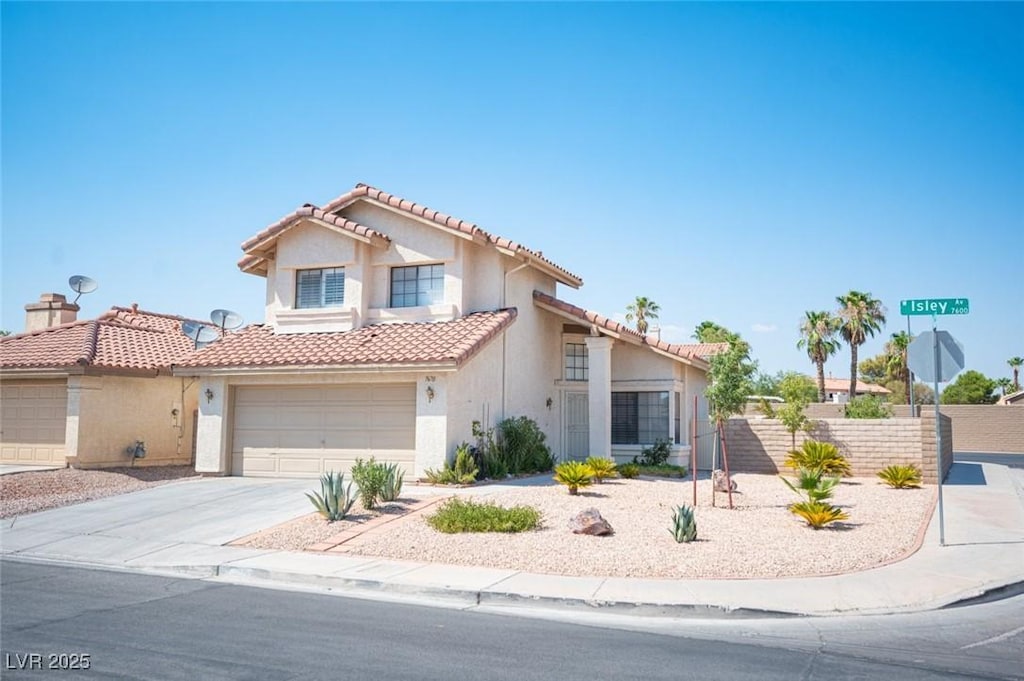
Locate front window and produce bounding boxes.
[390,264,444,308]
[564,342,588,381]
[295,267,345,309]
[612,391,669,445]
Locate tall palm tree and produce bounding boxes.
[625,297,660,335]
[995,377,1014,397]
[797,310,841,403]
[1009,357,1023,392]
[886,331,912,404]
[836,290,887,400]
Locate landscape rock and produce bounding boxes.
[568,507,614,536]
[713,469,737,492]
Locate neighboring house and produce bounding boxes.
[0,294,199,468]
[176,183,726,478]
[999,390,1024,406]
[821,377,891,404]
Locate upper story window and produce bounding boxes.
[390,264,444,308]
[564,342,588,381]
[295,267,345,309]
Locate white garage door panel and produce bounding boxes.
[232,384,416,477]
[0,381,68,464]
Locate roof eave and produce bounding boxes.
[172,361,461,377]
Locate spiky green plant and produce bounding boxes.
[379,462,405,502]
[306,471,356,521]
[877,464,922,489]
[789,501,849,529]
[584,456,616,483]
[617,463,640,479]
[780,467,841,503]
[670,504,697,543]
[784,440,852,477]
[424,443,479,485]
[553,461,593,495]
[351,457,388,510]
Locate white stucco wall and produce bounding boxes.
[610,342,677,381]
[445,335,504,461]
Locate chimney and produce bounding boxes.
[25,293,79,332]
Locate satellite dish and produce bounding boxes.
[210,308,244,332]
[181,320,219,349]
[68,275,98,304]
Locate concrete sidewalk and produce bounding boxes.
[2,463,1022,618]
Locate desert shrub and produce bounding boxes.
[617,463,640,479]
[636,439,671,466]
[877,464,922,489]
[781,467,841,503]
[584,456,616,483]
[669,504,697,543]
[789,501,849,529]
[379,462,404,502]
[638,464,687,478]
[784,440,851,477]
[306,471,356,521]
[553,461,593,495]
[351,457,388,510]
[424,443,479,485]
[498,416,555,474]
[427,498,541,533]
[844,395,894,419]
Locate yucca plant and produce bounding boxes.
[553,461,593,495]
[306,471,356,521]
[784,440,852,477]
[669,504,697,543]
[424,443,480,486]
[780,467,841,503]
[584,456,616,483]
[789,501,849,529]
[877,464,922,489]
[379,462,405,502]
[617,463,640,479]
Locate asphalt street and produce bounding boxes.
[2,559,1021,681]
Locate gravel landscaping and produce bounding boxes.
[0,466,200,518]
[245,473,935,579]
[238,500,414,552]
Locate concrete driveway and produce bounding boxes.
[1,477,313,568]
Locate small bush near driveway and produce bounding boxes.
[426,497,541,534]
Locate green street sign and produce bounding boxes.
[900,298,970,316]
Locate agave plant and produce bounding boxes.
[669,504,697,543]
[306,471,356,521]
[780,467,841,503]
[877,464,922,489]
[789,501,849,529]
[584,456,616,483]
[553,461,593,495]
[379,462,405,502]
[784,440,851,477]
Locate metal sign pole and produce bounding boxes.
[907,316,915,417]
[932,316,945,547]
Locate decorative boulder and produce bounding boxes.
[568,508,614,536]
[713,469,736,492]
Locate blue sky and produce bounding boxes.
[3,2,1022,385]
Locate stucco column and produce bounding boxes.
[585,336,614,458]
[415,375,448,478]
[64,375,102,465]
[195,377,228,474]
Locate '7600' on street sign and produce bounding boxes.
[900,298,970,316]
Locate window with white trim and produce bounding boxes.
[612,391,670,445]
[564,342,588,381]
[295,267,345,309]
[390,264,444,308]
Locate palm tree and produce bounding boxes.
[836,290,887,400]
[995,377,1014,397]
[886,331,912,404]
[625,297,660,335]
[1009,357,1023,392]
[797,310,841,403]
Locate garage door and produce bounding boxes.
[0,380,68,464]
[231,384,416,477]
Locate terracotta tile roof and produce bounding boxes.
[822,378,892,395]
[1,307,205,373]
[177,309,517,370]
[239,204,391,275]
[241,183,583,287]
[532,291,727,366]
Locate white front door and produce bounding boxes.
[564,392,589,461]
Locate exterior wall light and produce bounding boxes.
[426,386,435,402]
[546,397,553,409]
[205,388,214,403]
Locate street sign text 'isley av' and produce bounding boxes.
[900,298,969,316]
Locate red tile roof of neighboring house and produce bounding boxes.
[821,378,892,395]
[241,183,583,287]
[0,307,204,373]
[532,291,727,367]
[177,309,517,371]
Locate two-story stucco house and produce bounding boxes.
[177,184,724,478]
